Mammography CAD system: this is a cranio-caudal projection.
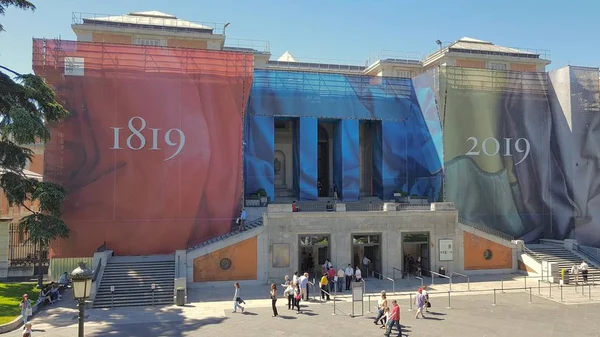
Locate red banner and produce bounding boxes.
[34,40,253,257]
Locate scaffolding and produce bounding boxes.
[440,66,548,95]
[32,38,254,78]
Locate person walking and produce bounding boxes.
[336,268,345,292]
[580,261,589,283]
[373,291,388,327]
[232,283,245,313]
[422,285,431,312]
[362,256,371,278]
[345,264,354,290]
[571,264,580,284]
[327,266,336,292]
[415,288,426,318]
[19,294,31,326]
[270,283,278,317]
[384,300,401,337]
[299,272,311,301]
[284,282,294,310]
[319,273,330,300]
[294,283,302,313]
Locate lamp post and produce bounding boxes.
[71,262,93,337]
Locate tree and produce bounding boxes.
[1,0,70,287]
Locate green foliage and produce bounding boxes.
[0,0,70,255]
[0,282,40,324]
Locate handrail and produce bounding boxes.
[92,258,102,282]
[574,243,600,266]
[523,246,541,262]
[451,272,470,290]
[392,267,402,281]
[369,269,395,293]
[186,217,262,250]
[414,276,424,287]
[458,217,514,242]
[430,271,452,290]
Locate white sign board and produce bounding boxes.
[352,282,363,302]
[64,57,85,76]
[151,283,156,290]
[110,286,115,292]
[439,239,454,261]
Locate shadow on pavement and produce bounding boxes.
[88,317,227,337]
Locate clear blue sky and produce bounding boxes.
[0,0,597,74]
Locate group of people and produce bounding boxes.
[570,260,590,284]
[372,286,431,336]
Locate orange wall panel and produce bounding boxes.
[510,63,537,72]
[193,236,257,282]
[28,153,44,174]
[463,232,512,270]
[455,59,486,69]
[92,33,132,44]
[167,39,208,49]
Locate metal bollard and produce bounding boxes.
[467,278,470,291]
[529,287,532,303]
[589,284,592,300]
[524,276,527,290]
[538,280,541,295]
[549,282,552,298]
[560,285,563,302]
[493,289,496,306]
[447,291,451,309]
[409,293,413,311]
[501,277,504,293]
[367,295,371,313]
[333,297,336,316]
[583,284,585,296]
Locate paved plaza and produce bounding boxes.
[10,275,600,336]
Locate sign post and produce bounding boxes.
[151,283,156,306]
[110,286,115,309]
[351,281,364,318]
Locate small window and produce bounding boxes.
[136,39,164,47]
[396,69,412,78]
[489,63,507,71]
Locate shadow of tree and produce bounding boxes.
[88,317,227,337]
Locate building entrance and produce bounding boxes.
[299,235,330,277]
[317,124,330,197]
[402,232,430,277]
[351,234,381,278]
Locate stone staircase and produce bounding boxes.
[526,244,600,283]
[93,255,175,308]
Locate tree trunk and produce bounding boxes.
[36,242,43,288]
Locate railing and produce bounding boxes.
[366,50,424,67]
[458,217,515,242]
[430,271,452,290]
[392,267,403,281]
[186,217,262,250]
[92,258,102,282]
[395,203,431,211]
[425,41,551,62]
[345,203,384,212]
[523,245,540,262]
[574,243,600,266]
[71,12,227,34]
[224,38,270,53]
[8,223,49,267]
[539,238,566,246]
[414,276,424,287]
[451,272,470,291]
[370,270,395,294]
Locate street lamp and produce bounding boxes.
[71,262,93,337]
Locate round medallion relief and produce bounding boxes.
[220,258,232,270]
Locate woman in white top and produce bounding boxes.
[373,291,388,327]
[232,282,244,313]
[355,266,362,281]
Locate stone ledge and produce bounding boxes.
[0,303,40,333]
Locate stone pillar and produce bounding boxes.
[0,218,13,279]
